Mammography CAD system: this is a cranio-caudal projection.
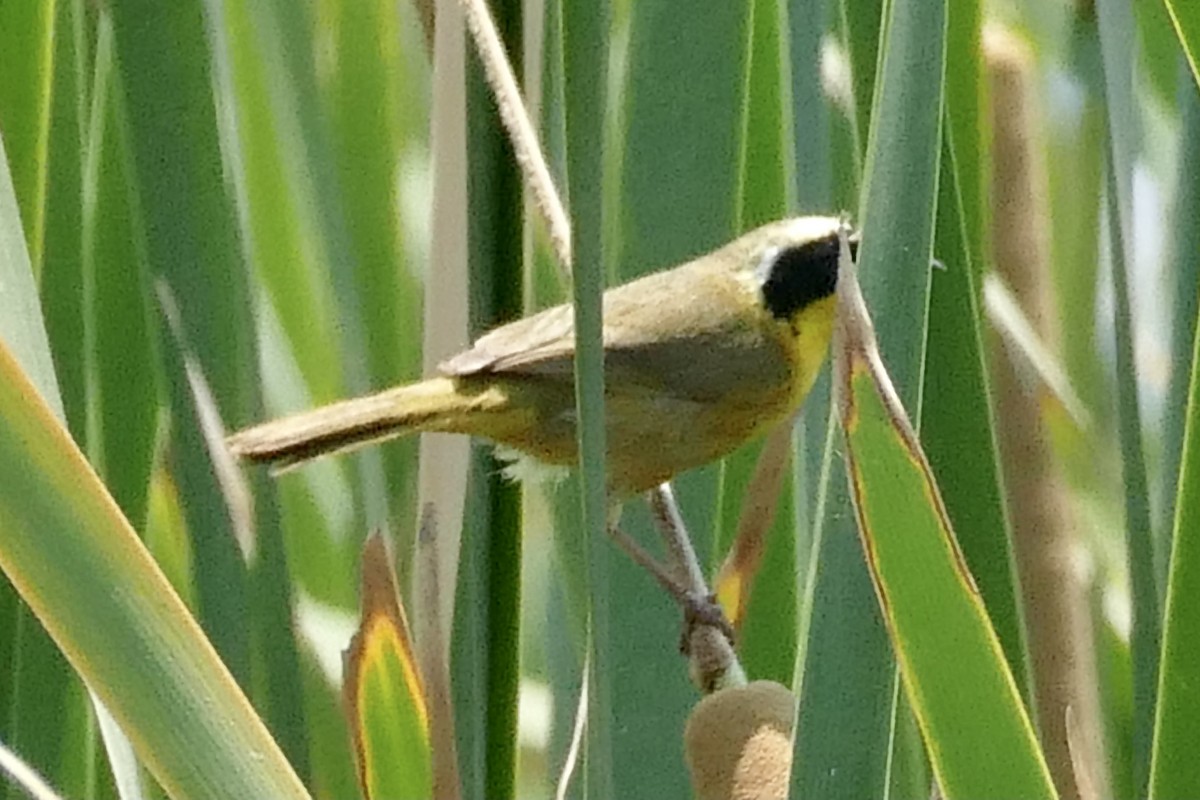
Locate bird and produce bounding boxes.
[227,216,851,498]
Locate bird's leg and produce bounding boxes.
[678,592,736,653]
[646,484,736,652]
[604,524,690,605]
[602,486,743,690]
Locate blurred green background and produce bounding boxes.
[0,0,1198,798]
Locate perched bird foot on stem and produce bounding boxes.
[680,591,735,655]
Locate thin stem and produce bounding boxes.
[457,0,572,271]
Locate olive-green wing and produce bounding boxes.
[437,264,786,403]
[438,267,691,378]
[437,301,577,376]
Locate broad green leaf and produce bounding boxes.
[0,342,309,799]
[833,260,1056,800]
[737,0,789,232]
[792,450,892,800]
[345,534,431,800]
[1098,609,1135,800]
[297,647,359,800]
[238,0,392,581]
[108,0,251,680]
[1139,0,1183,106]
[840,0,883,157]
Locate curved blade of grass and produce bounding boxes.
[9,57,158,792]
[1163,0,1200,87]
[9,114,268,797]
[345,534,431,799]
[1096,0,1161,790]
[833,254,1056,800]
[0,342,309,799]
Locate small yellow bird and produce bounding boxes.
[228,216,850,498]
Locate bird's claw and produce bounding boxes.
[679,591,736,655]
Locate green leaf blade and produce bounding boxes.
[835,273,1055,800]
[0,345,310,800]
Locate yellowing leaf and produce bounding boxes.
[832,242,1056,800]
[344,532,431,800]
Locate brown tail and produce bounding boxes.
[227,377,500,470]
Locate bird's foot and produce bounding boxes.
[679,591,735,655]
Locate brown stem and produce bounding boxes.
[985,24,1108,800]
